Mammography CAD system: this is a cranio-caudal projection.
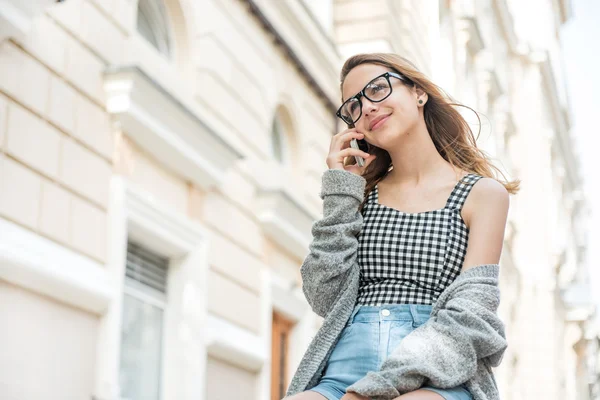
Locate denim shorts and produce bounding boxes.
[309,304,473,400]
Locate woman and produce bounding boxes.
[285,53,519,400]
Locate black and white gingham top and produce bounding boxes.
[357,173,483,306]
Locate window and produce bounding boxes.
[271,115,287,164]
[271,108,297,167]
[119,241,169,400]
[271,312,294,400]
[137,0,172,57]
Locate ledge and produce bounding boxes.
[242,0,338,112]
[204,314,266,372]
[0,0,55,41]
[125,182,207,257]
[0,218,112,314]
[256,187,316,260]
[271,276,307,322]
[236,158,318,260]
[104,66,244,190]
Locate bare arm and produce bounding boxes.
[461,177,510,272]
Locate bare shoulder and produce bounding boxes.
[462,177,510,228]
[470,177,510,200]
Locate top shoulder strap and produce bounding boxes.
[444,174,483,211]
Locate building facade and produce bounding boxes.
[0,0,592,399]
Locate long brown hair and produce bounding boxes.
[340,53,520,210]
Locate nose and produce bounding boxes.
[361,97,378,116]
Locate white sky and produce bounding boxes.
[561,0,600,304]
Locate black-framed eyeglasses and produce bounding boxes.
[336,72,411,126]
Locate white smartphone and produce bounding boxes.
[350,138,365,167]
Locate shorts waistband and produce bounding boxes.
[348,304,432,326]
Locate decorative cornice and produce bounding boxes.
[295,0,337,53]
[104,66,244,190]
[0,0,56,41]
[240,0,338,114]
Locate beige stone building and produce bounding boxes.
[0,0,593,400]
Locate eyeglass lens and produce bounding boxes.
[340,75,392,123]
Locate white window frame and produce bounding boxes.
[94,176,210,400]
[119,242,169,400]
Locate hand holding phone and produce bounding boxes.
[326,124,373,174]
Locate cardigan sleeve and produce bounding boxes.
[346,274,507,399]
[300,169,365,318]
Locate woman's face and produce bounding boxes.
[341,63,423,150]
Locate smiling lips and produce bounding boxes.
[369,114,390,130]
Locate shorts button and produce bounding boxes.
[381,309,390,316]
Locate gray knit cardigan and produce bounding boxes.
[286,169,507,400]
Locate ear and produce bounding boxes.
[415,86,428,106]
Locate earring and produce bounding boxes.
[418,99,423,104]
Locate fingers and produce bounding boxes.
[334,130,364,151]
[327,128,368,170]
[339,147,370,160]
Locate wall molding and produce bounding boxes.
[126,183,206,257]
[255,187,315,260]
[104,66,244,191]
[0,218,112,314]
[0,0,55,41]
[241,0,338,113]
[204,314,267,372]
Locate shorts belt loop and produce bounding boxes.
[346,304,361,327]
[409,304,421,327]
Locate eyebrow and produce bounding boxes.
[342,79,369,102]
[342,73,382,102]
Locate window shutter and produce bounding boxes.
[126,241,169,295]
